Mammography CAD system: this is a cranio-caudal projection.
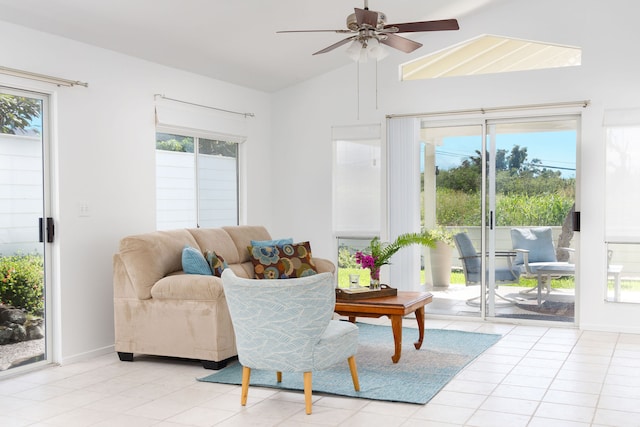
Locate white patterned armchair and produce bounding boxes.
[221,269,360,415]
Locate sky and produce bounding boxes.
[430,130,577,179]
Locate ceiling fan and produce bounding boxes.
[277,0,459,58]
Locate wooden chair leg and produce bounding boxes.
[303,371,312,415]
[347,356,360,391]
[276,371,282,383]
[241,366,251,406]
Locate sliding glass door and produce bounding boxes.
[421,116,578,322]
[0,87,52,373]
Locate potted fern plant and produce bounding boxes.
[355,231,436,289]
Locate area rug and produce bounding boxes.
[198,323,501,404]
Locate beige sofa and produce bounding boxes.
[113,225,335,369]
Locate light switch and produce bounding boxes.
[79,202,90,217]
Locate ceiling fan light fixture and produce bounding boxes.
[367,38,388,60]
[346,40,364,61]
[346,38,387,62]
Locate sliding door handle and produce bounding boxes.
[46,217,55,243]
[39,217,55,243]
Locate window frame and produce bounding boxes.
[155,130,241,229]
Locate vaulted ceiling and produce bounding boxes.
[0,0,507,92]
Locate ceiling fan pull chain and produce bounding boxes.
[356,60,360,120]
[376,59,379,110]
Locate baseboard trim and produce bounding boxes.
[579,322,640,334]
[59,344,115,366]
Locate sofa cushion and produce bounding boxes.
[151,274,224,301]
[182,246,213,275]
[223,225,272,263]
[248,241,318,279]
[204,250,228,277]
[188,227,242,265]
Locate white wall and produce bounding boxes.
[2,0,640,364]
[0,21,273,362]
[271,0,640,332]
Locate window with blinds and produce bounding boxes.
[604,108,640,303]
[154,97,247,230]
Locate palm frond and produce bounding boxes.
[372,231,436,267]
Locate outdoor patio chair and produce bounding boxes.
[454,232,520,306]
[221,269,360,415]
[510,227,574,296]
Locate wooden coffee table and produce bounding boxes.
[334,291,433,363]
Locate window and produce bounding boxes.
[604,108,640,303]
[156,132,239,229]
[332,124,382,287]
[154,95,248,230]
[401,35,581,81]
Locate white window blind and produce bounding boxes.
[332,124,381,236]
[604,108,640,242]
[387,117,422,291]
[155,97,248,143]
[154,97,244,230]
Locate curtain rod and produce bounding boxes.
[0,66,88,87]
[387,100,590,119]
[154,94,255,118]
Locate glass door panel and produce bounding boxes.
[488,118,577,323]
[421,123,485,318]
[0,89,50,373]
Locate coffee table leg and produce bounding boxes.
[390,315,402,363]
[414,306,425,350]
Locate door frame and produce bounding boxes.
[419,109,581,323]
[0,85,56,376]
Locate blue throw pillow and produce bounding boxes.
[182,246,213,275]
[250,238,293,247]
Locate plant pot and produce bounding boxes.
[430,240,453,288]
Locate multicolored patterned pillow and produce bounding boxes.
[204,250,228,277]
[248,241,318,279]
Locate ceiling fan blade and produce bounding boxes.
[355,7,379,27]
[380,34,423,53]
[384,18,459,33]
[277,29,352,34]
[313,36,356,55]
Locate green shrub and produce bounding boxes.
[436,188,481,226]
[338,247,357,268]
[0,254,44,315]
[496,193,573,226]
[436,188,573,226]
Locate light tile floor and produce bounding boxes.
[2,316,640,426]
